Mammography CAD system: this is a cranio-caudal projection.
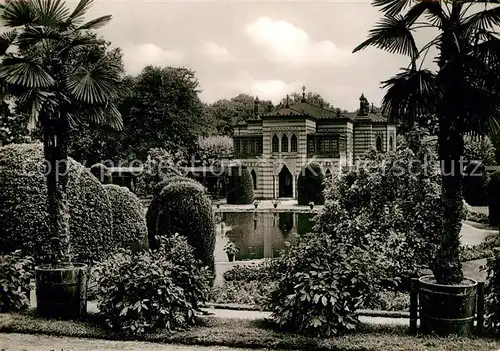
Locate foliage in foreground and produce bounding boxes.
[0,251,34,313]
[90,163,113,185]
[267,232,382,336]
[485,249,500,333]
[95,235,211,335]
[464,135,497,166]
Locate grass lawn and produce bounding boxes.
[1,310,500,351]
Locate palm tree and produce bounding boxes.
[0,0,126,265]
[353,0,500,285]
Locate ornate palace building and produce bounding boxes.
[232,87,397,199]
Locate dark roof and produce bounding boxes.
[259,101,388,123]
[260,102,336,120]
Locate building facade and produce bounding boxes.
[232,89,397,199]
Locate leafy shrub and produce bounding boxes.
[466,207,490,224]
[90,163,112,184]
[463,162,489,206]
[226,166,254,204]
[151,181,216,275]
[464,135,497,166]
[223,263,271,283]
[104,184,148,251]
[95,235,211,335]
[460,240,496,262]
[146,176,204,239]
[0,143,113,264]
[0,250,34,313]
[297,163,325,206]
[267,232,383,336]
[267,129,443,337]
[197,136,233,166]
[488,171,500,227]
[485,248,500,333]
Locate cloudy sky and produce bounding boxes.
[87,0,434,111]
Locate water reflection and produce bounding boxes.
[215,211,315,262]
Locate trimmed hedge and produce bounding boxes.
[104,184,148,252]
[463,161,489,206]
[90,163,112,184]
[146,176,203,240]
[0,143,114,264]
[150,181,216,275]
[226,166,254,204]
[297,162,325,206]
[488,171,500,227]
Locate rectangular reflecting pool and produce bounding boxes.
[214,211,315,262]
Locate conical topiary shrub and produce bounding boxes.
[149,180,215,275]
[226,165,254,204]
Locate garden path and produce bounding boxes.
[0,333,253,351]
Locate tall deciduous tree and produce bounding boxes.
[0,0,127,264]
[121,66,210,161]
[353,0,500,284]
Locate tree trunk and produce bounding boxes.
[44,116,71,265]
[432,125,464,285]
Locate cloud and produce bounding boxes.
[245,17,353,66]
[200,41,233,63]
[122,43,184,75]
[201,71,300,104]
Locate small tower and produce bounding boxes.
[358,93,369,116]
[285,94,290,108]
[301,85,306,102]
[254,96,260,117]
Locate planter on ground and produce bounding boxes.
[227,254,235,262]
[35,263,89,319]
[418,275,477,336]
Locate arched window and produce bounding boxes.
[291,134,298,152]
[376,136,383,152]
[251,169,257,190]
[272,135,279,153]
[389,136,394,151]
[281,134,289,152]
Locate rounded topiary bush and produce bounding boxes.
[226,165,253,204]
[488,171,500,227]
[90,163,112,184]
[297,162,325,206]
[146,176,204,239]
[463,161,489,206]
[150,181,215,274]
[0,143,113,264]
[104,184,148,251]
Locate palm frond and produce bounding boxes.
[0,0,37,27]
[380,68,440,124]
[352,15,419,59]
[30,0,70,27]
[17,90,57,130]
[68,0,95,25]
[462,4,500,35]
[405,1,447,28]
[0,57,55,88]
[16,25,62,51]
[0,29,18,56]
[372,0,413,17]
[57,34,102,60]
[66,54,122,104]
[77,15,112,30]
[80,103,123,130]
